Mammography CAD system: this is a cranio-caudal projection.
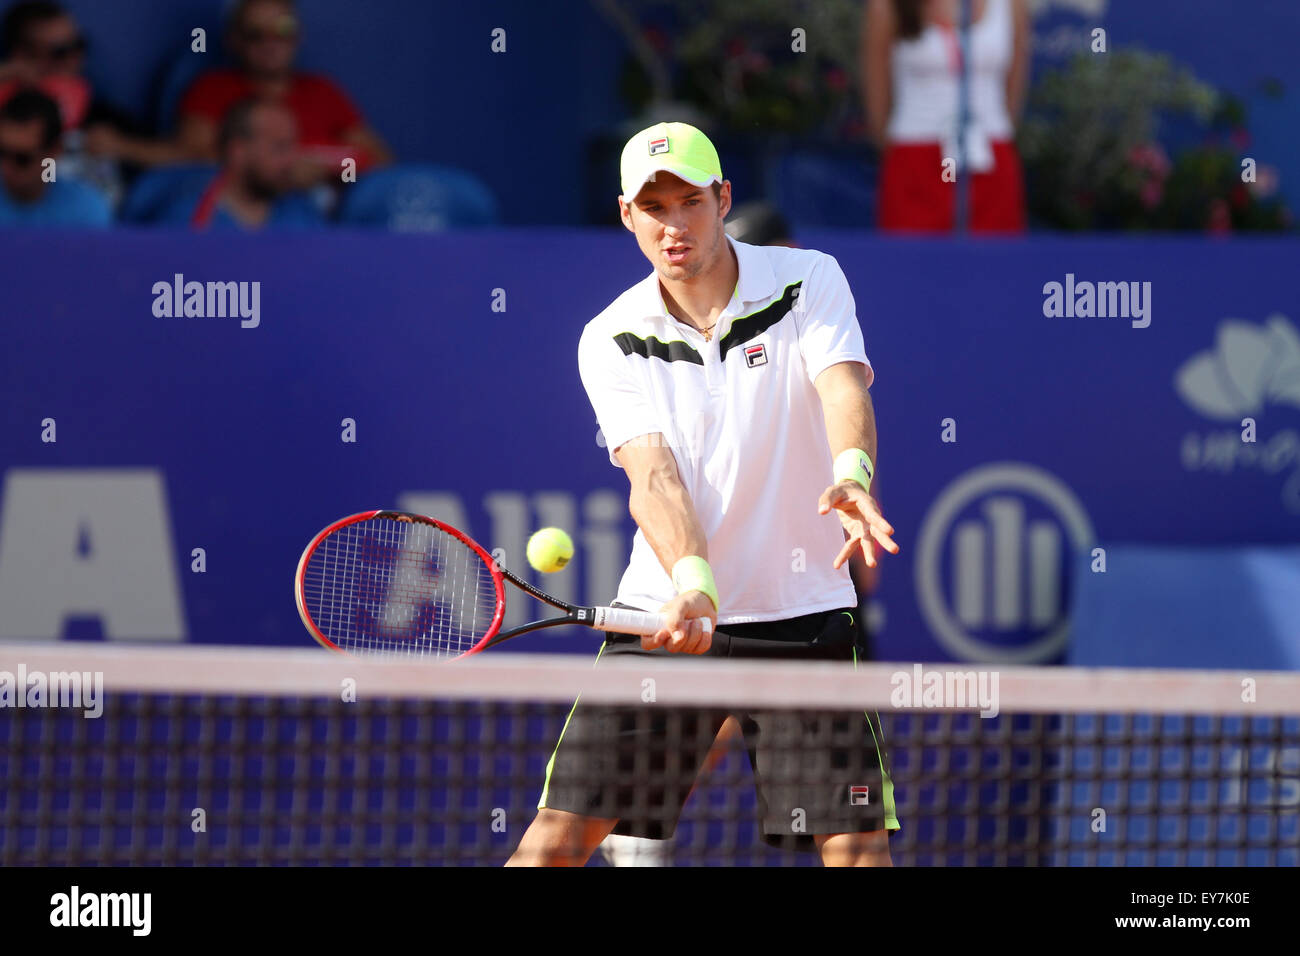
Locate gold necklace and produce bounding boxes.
[700,321,717,341]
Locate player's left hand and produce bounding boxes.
[818,480,899,569]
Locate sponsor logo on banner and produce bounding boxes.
[1174,314,1300,514]
[915,463,1094,664]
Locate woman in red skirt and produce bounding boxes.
[860,0,1030,233]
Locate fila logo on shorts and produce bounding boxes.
[744,344,767,367]
[648,136,669,155]
[849,786,870,805]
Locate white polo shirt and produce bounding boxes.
[577,235,873,625]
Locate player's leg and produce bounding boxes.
[597,714,743,866]
[507,808,618,866]
[815,829,893,867]
[525,634,728,866]
[737,607,901,860]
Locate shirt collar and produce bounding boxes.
[629,234,780,324]
[729,234,779,307]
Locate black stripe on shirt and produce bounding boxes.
[717,281,803,362]
[612,331,704,365]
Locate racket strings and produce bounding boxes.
[302,517,499,658]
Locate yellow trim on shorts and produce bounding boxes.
[537,642,607,810]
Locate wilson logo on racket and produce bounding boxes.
[849,785,870,805]
[744,344,767,368]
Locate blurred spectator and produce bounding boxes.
[167,97,321,230]
[0,86,108,226]
[0,1,140,206]
[725,200,796,247]
[88,0,390,188]
[860,0,1029,233]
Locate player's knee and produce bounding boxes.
[817,830,893,867]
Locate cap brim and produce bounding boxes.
[623,164,720,199]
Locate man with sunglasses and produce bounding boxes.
[0,1,143,206]
[0,86,108,226]
[0,1,83,83]
[0,2,138,132]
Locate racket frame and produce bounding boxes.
[295,510,675,659]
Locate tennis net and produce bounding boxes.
[1,643,1297,866]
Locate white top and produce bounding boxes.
[577,236,872,624]
[886,0,1014,171]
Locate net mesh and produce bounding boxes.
[2,645,1297,866]
[299,515,500,658]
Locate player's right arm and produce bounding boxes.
[614,437,715,654]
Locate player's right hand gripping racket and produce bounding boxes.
[294,510,712,659]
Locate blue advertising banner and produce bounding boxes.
[2,230,1298,665]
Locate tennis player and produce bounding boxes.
[507,122,900,867]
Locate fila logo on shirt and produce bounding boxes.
[849,786,870,805]
[744,343,768,367]
[648,136,669,155]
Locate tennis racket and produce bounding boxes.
[294,510,712,659]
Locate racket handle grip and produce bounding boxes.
[591,606,715,637]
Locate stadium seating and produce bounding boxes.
[335,163,500,231]
[118,164,218,224]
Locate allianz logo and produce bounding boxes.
[915,463,1094,664]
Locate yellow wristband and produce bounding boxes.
[833,448,874,494]
[671,556,719,611]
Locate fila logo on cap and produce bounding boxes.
[744,344,767,368]
[849,785,870,805]
[648,136,670,155]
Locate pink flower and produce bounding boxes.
[1253,164,1280,198]
[1139,180,1163,209]
[1127,142,1171,178]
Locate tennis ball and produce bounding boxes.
[526,527,574,573]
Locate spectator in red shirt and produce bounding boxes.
[87,0,390,187]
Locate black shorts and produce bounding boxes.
[537,605,900,850]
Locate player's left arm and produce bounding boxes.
[813,361,899,569]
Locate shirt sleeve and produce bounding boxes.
[577,326,664,468]
[315,77,364,135]
[178,72,234,123]
[794,252,873,387]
